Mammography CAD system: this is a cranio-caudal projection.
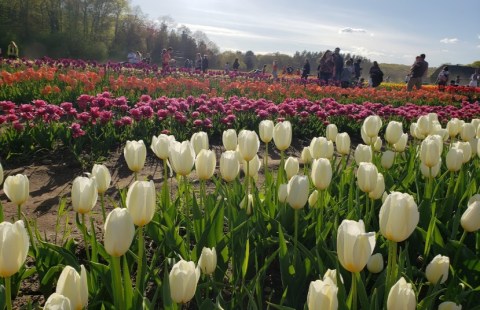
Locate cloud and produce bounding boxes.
[350,46,385,58]
[440,38,459,44]
[339,27,367,34]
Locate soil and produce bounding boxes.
[1,140,306,308]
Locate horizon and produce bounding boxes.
[130,0,480,68]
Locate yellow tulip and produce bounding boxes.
[126,180,156,226]
[337,219,376,272]
[0,220,29,277]
[3,174,29,206]
[124,140,147,173]
[71,176,98,214]
[56,265,88,310]
[104,208,135,257]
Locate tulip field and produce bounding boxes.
[1,58,480,309]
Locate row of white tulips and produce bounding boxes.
[1,111,479,308]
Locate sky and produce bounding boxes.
[130,0,480,67]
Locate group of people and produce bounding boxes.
[0,41,19,59]
[127,50,151,64]
[436,66,479,90]
[183,53,209,73]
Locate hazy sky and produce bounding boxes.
[130,0,480,67]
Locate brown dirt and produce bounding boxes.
[1,142,305,308]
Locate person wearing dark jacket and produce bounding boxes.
[301,59,310,79]
[369,61,384,87]
[202,55,209,73]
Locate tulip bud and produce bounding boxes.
[326,124,338,142]
[287,175,309,209]
[452,141,472,163]
[220,151,240,182]
[420,161,441,178]
[169,141,196,176]
[242,154,262,178]
[446,148,463,172]
[420,135,442,168]
[126,180,156,226]
[44,293,72,310]
[259,120,274,143]
[379,192,419,242]
[447,118,463,138]
[284,157,299,180]
[373,137,383,152]
[301,147,312,164]
[71,176,98,214]
[367,253,384,273]
[385,121,403,145]
[357,162,378,193]
[425,255,449,284]
[387,277,416,310]
[91,164,111,194]
[337,219,376,272]
[190,131,209,156]
[195,149,216,180]
[198,247,217,275]
[362,115,382,144]
[56,265,88,310]
[417,115,432,137]
[307,278,338,310]
[393,133,408,152]
[151,134,175,160]
[369,173,385,200]
[311,158,332,190]
[238,130,260,162]
[310,137,334,159]
[278,184,288,203]
[3,174,29,206]
[124,140,147,173]
[323,269,344,286]
[460,123,476,142]
[335,132,351,155]
[308,190,319,207]
[169,260,200,304]
[460,200,480,232]
[354,144,373,164]
[104,208,135,257]
[0,220,29,277]
[381,150,395,169]
[0,162,3,185]
[438,301,462,310]
[222,129,237,151]
[273,121,292,151]
[240,194,254,215]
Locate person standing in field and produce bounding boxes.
[7,41,19,59]
[232,58,240,71]
[195,53,202,71]
[369,61,384,87]
[272,60,278,80]
[317,50,335,84]
[332,47,344,81]
[436,66,449,91]
[202,55,209,73]
[354,58,362,81]
[301,59,310,79]
[407,53,428,91]
[469,69,480,87]
[340,59,354,88]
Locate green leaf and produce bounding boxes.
[0,284,6,310]
[242,238,250,279]
[122,255,133,309]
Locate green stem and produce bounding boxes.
[5,276,12,310]
[135,226,145,296]
[348,272,358,310]
[385,240,398,305]
[134,171,138,181]
[0,200,4,222]
[264,142,269,194]
[162,159,169,209]
[111,256,125,310]
[183,175,191,254]
[17,204,21,221]
[245,160,250,209]
[293,209,299,264]
[201,180,208,224]
[100,193,106,223]
[365,194,370,230]
[316,190,324,244]
[227,184,235,280]
[81,213,91,262]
